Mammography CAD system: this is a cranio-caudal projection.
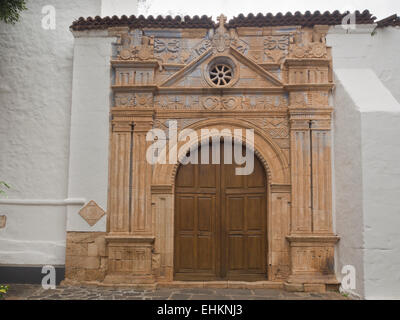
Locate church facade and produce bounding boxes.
[1,3,400,298]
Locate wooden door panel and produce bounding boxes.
[199,164,217,188]
[178,235,195,270]
[224,164,245,188]
[197,196,214,231]
[227,197,244,231]
[177,164,195,187]
[247,158,265,188]
[175,141,267,281]
[246,196,264,231]
[247,235,264,270]
[197,236,214,270]
[228,236,244,270]
[177,196,195,231]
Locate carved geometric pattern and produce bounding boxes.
[247,118,289,138]
[79,201,106,227]
[153,118,207,139]
[153,95,288,111]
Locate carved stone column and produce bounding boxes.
[287,107,339,290]
[310,119,333,234]
[289,116,312,234]
[130,111,155,235]
[105,110,156,285]
[108,120,133,234]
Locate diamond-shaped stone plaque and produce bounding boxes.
[79,201,105,226]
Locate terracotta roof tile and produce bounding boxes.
[70,10,380,31]
[227,10,376,27]
[376,14,400,27]
[71,14,215,31]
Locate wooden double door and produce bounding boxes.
[174,142,268,281]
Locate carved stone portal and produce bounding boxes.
[65,15,339,291]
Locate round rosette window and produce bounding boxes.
[206,57,238,88]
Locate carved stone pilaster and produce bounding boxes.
[270,184,291,280]
[311,119,333,234]
[108,120,133,234]
[130,111,155,235]
[287,108,338,288]
[289,117,312,233]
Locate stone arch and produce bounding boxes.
[151,118,290,188]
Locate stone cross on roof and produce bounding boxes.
[217,14,227,26]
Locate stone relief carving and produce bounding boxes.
[264,35,290,51]
[181,14,248,64]
[79,200,106,227]
[153,95,288,110]
[117,33,155,61]
[115,93,153,107]
[154,38,181,63]
[289,31,328,59]
[246,118,290,150]
[209,14,249,54]
[153,118,207,138]
[289,91,329,107]
[252,118,289,138]
[308,91,329,106]
[262,35,290,64]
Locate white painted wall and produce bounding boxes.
[0,0,102,265]
[101,0,139,17]
[329,25,400,299]
[328,25,400,103]
[66,33,116,232]
[331,71,365,298]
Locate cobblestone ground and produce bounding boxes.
[4,284,350,300]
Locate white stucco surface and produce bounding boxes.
[101,0,139,17]
[328,25,400,103]
[333,66,400,299]
[0,0,101,265]
[361,111,400,299]
[0,204,66,265]
[66,35,115,232]
[332,72,365,298]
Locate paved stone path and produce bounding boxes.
[4,284,349,300]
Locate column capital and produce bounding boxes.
[289,107,333,122]
[112,121,133,133]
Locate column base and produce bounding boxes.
[285,234,340,292]
[105,235,156,285]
